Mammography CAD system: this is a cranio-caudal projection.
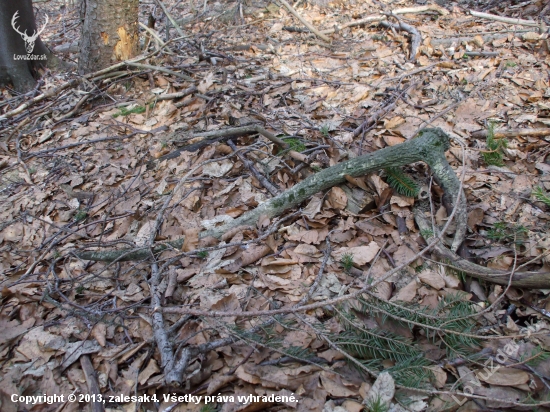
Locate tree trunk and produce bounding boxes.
[0,0,59,92]
[78,0,140,74]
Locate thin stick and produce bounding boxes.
[321,15,386,35]
[379,20,421,62]
[154,85,197,101]
[138,21,166,48]
[278,0,331,42]
[155,0,186,37]
[471,128,550,139]
[227,140,281,196]
[393,5,449,16]
[125,62,194,82]
[470,10,541,27]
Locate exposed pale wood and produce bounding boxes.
[393,5,449,16]
[471,128,550,139]
[470,10,541,27]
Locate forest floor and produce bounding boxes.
[1,0,550,411]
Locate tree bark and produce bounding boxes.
[0,0,61,92]
[79,0,140,74]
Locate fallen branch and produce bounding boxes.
[155,0,186,37]
[125,62,194,82]
[154,85,197,101]
[414,205,550,288]
[152,124,288,165]
[393,5,449,16]
[0,42,184,121]
[379,20,421,62]
[320,5,448,35]
[321,15,386,35]
[77,128,468,259]
[278,0,331,42]
[227,140,281,196]
[471,128,550,139]
[80,355,105,412]
[470,10,541,28]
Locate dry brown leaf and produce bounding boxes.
[16,327,66,362]
[478,367,529,386]
[369,174,390,196]
[429,366,447,389]
[0,318,35,345]
[435,206,447,225]
[331,242,380,266]
[182,227,200,252]
[355,220,389,236]
[344,175,369,191]
[418,270,446,290]
[177,267,199,282]
[198,71,214,93]
[138,359,160,385]
[206,374,237,395]
[320,372,358,397]
[133,220,155,246]
[390,195,414,207]
[391,279,418,302]
[328,186,348,210]
[366,372,395,408]
[392,244,417,266]
[237,244,272,268]
[467,208,484,230]
[302,196,323,219]
[384,118,406,131]
[91,323,107,347]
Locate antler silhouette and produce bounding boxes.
[11,10,49,53]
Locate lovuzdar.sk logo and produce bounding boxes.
[11,10,48,60]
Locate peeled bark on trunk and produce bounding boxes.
[0,0,62,92]
[78,0,140,74]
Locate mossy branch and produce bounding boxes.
[76,128,464,262]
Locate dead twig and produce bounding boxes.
[470,10,541,28]
[278,0,331,42]
[471,128,550,139]
[379,20,421,62]
[227,139,281,196]
[125,62,194,82]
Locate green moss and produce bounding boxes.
[113,105,146,118]
[273,198,284,208]
[282,138,306,152]
[482,122,507,166]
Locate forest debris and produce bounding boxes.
[278,0,330,42]
[471,128,550,139]
[470,10,542,28]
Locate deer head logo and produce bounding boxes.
[11,10,49,54]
